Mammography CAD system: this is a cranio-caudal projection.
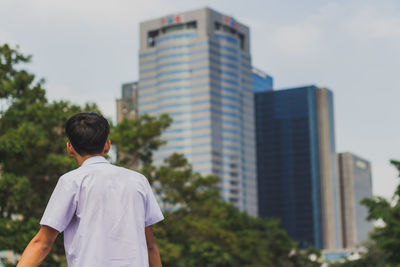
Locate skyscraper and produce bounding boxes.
[138,8,257,215]
[255,86,342,249]
[338,152,373,248]
[252,67,273,93]
[116,82,138,122]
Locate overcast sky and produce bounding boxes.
[1,0,399,199]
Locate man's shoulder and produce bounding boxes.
[108,165,152,193]
[58,164,150,187]
[57,167,84,185]
[112,165,148,182]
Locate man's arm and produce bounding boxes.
[17,225,59,267]
[145,226,162,267]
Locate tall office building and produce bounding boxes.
[338,152,373,248]
[116,82,139,122]
[138,8,257,215]
[252,67,273,93]
[255,86,342,249]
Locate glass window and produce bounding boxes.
[147,30,159,47]
[186,21,197,29]
[161,24,185,34]
[222,25,231,33]
[238,33,245,50]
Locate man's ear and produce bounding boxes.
[66,142,75,157]
[104,140,111,154]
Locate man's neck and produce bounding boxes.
[75,153,105,166]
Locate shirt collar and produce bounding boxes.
[81,156,110,167]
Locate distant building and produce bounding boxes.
[116,82,138,122]
[115,82,139,167]
[338,152,373,248]
[255,86,342,249]
[252,67,273,92]
[137,8,257,215]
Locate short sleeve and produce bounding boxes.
[40,176,77,232]
[144,179,164,227]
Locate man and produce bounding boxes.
[17,112,163,267]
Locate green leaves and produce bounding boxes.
[110,114,172,168]
[152,153,219,209]
[0,173,31,219]
[359,160,400,265]
[332,160,400,266]
[150,153,317,267]
[187,240,233,267]
[0,43,104,265]
[0,44,45,105]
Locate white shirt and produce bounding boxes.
[40,156,164,267]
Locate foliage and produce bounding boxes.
[331,160,400,267]
[359,160,400,266]
[0,43,103,265]
[0,43,176,266]
[110,114,171,168]
[328,243,387,267]
[149,153,321,267]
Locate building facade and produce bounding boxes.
[338,152,373,248]
[255,86,342,249]
[252,67,273,93]
[116,82,139,122]
[138,8,257,215]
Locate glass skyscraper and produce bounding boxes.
[138,8,257,215]
[252,67,273,93]
[255,86,342,249]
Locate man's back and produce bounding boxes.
[40,156,163,267]
[17,112,163,267]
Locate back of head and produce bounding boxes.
[65,112,110,156]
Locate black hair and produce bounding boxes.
[65,112,110,156]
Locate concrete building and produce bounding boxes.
[338,152,373,248]
[255,86,342,249]
[137,8,257,215]
[252,67,273,93]
[116,82,138,122]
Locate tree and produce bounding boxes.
[0,43,176,266]
[331,160,400,267]
[150,153,321,267]
[110,114,172,168]
[360,160,400,266]
[0,43,105,265]
[328,241,386,267]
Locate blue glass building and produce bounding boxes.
[138,8,257,216]
[255,86,342,249]
[252,67,273,93]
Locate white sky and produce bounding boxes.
[1,0,399,199]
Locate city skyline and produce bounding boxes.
[0,0,399,200]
